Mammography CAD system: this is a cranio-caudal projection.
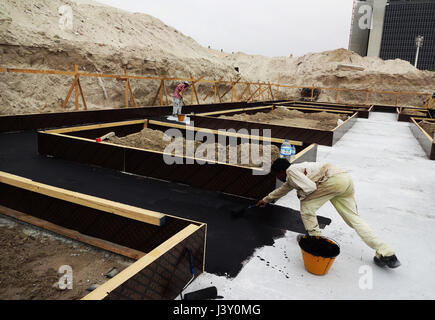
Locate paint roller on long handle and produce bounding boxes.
[230,204,257,219]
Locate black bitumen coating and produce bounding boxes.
[0,131,331,277]
[298,236,340,258]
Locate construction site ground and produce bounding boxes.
[0,216,133,300]
[183,111,435,299]
[0,111,434,300]
[219,108,348,130]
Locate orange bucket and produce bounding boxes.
[177,114,185,121]
[298,236,340,276]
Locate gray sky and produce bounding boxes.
[96,0,354,57]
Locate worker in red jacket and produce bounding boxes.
[172,81,190,116]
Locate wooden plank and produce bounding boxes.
[74,65,79,111]
[44,119,147,134]
[203,77,222,102]
[148,119,303,146]
[128,80,138,107]
[0,205,145,260]
[219,77,241,101]
[81,224,202,300]
[0,171,165,226]
[196,105,271,116]
[152,80,163,106]
[161,79,169,106]
[285,106,354,114]
[291,143,317,163]
[77,78,87,110]
[61,78,78,109]
[246,85,261,102]
[331,112,358,132]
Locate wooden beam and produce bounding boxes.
[74,64,79,110]
[219,77,241,101]
[162,78,169,105]
[82,223,202,300]
[237,84,249,101]
[268,82,274,101]
[152,80,163,106]
[0,171,165,226]
[275,73,280,99]
[123,67,129,108]
[0,205,145,260]
[202,77,219,102]
[246,85,261,102]
[148,119,303,146]
[44,119,146,134]
[61,77,78,109]
[77,78,88,110]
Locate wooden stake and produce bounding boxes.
[74,64,79,110]
[310,84,315,102]
[365,89,370,105]
[162,78,169,105]
[77,78,88,110]
[275,73,280,99]
[152,80,163,106]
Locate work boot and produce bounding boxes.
[374,254,401,268]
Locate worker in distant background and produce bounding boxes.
[172,81,190,116]
[256,158,401,269]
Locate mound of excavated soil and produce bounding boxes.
[418,120,435,139]
[0,217,133,300]
[401,108,428,116]
[107,127,280,167]
[1,1,434,115]
[219,107,348,130]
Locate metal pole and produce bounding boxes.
[414,35,424,68]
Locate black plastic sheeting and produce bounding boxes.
[0,131,331,277]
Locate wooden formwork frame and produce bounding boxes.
[409,117,435,160]
[0,171,207,300]
[1,65,432,109]
[277,100,375,119]
[0,100,285,134]
[38,119,318,200]
[396,107,433,122]
[190,105,358,146]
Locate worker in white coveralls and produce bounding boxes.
[256,158,401,268]
[172,81,190,116]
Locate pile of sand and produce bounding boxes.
[1,0,434,115]
[401,108,427,116]
[219,107,348,130]
[107,127,280,167]
[418,120,435,139]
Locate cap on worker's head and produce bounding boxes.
[271,158,291,173]
[183,81,190,86]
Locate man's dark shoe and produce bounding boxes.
[374,254,401,268]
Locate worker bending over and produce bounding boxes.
[256,158,401,268]
[172,81,190,116]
